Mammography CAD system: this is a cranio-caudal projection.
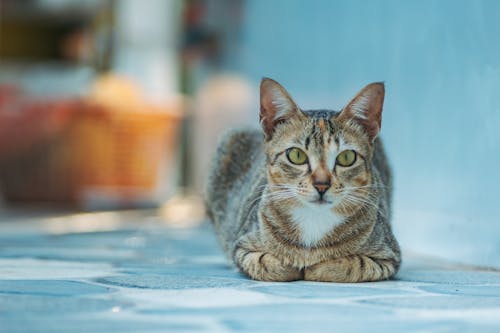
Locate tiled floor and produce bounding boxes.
[0,210,499,333]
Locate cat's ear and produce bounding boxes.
[260,78,304,139]
[337,82,385,141]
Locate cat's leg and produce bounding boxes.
[233,233,303,282]
[304,255,399,282]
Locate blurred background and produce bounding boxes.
[0,0,499,268]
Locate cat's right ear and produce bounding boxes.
[260,78,303,139]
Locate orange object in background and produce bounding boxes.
[0,89,74,160]
[0,84,182,209]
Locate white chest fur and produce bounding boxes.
[291,205,344,247]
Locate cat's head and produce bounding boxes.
[260,78,385,215]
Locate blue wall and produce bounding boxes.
[240,0,500,267]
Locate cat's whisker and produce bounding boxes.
[264,190,297,201]
[252,183,292,197]
[267,184,297,191]
[334,183,387,195]
[342,191,376,205]
[246,186,299,211]
[270,189,299,198]
[342,193,388,218]
[342,196,373,213]
[347,193,379,207]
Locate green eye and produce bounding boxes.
[336,150,357,167]
[286,147,308,165]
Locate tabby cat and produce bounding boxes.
[205,78,401,282]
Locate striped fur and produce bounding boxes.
[205,79,400,282]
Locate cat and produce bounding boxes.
[205,78,401,282]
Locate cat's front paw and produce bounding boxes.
[304,255,398,283]
[236,249,303,282]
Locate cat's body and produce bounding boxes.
[206,79,401,282]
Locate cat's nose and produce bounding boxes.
[313,181,331,195]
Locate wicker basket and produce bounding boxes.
[0,99,181,207]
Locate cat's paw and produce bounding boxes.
[304,255,397,283]
[237,250,303,282]
[304,257,351,282]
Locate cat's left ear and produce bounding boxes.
[337,82,385,142]
[260,78,304,139]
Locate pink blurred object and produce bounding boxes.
[0,85,74,160]
[0,85,182,207]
